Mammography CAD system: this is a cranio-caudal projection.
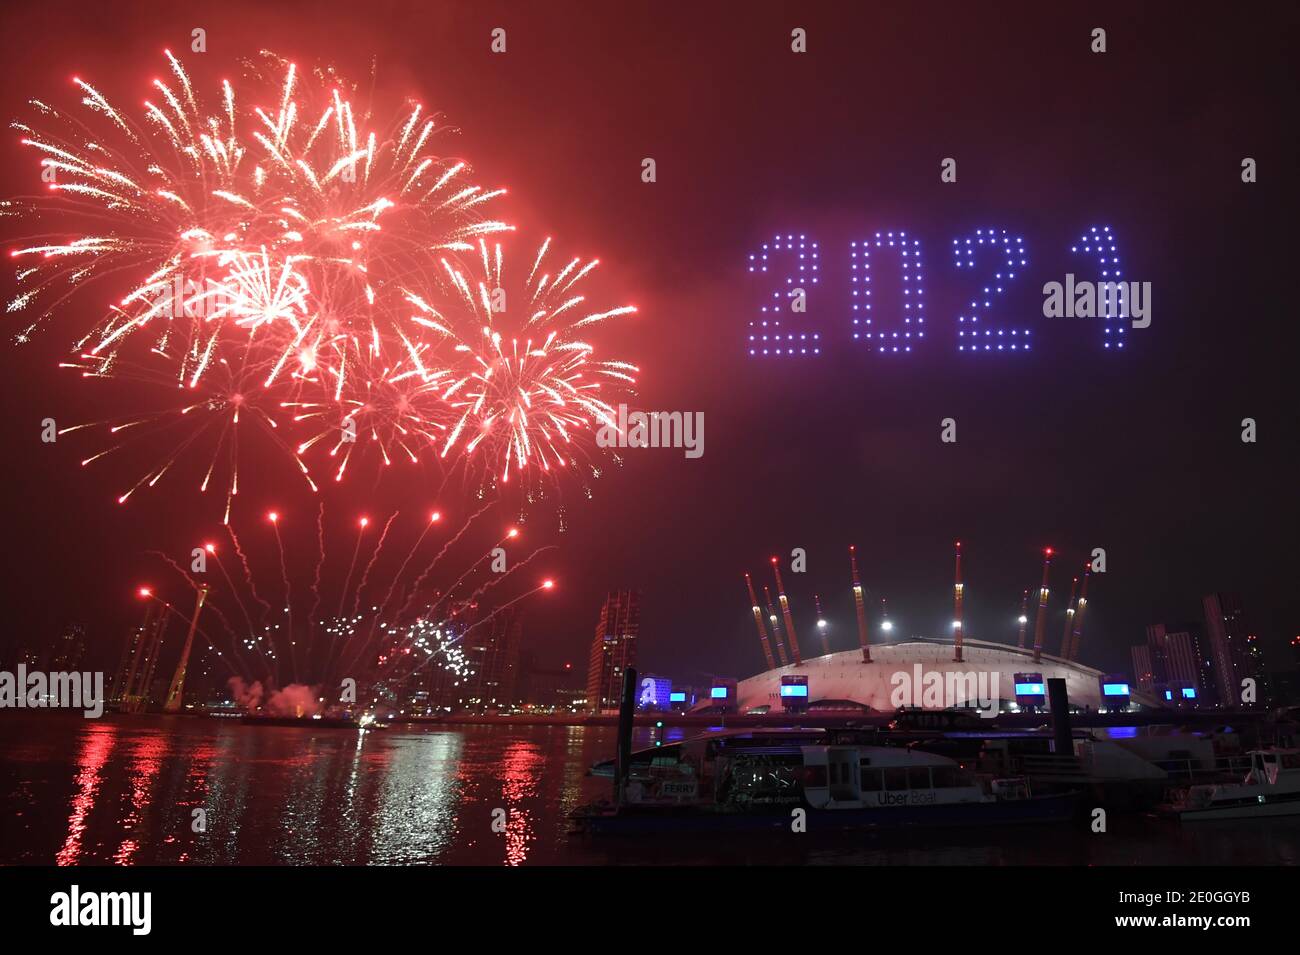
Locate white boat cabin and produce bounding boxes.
[800,745,1024,810]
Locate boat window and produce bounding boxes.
[883,768,910,791]
[859,768,883,791]
[802,765,828,788]
[648,745,682,766]
[725,754,804,803]
[932,767,967,788]
[908,767,932,790]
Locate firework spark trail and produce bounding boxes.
[226,522,276,663]
[8,50,513,359]
[325,517,369,680]
[270,516,298,685]
[385,543,556,669]
[145,549,260,681]
[332,508,460,678]
[333,513,524,681]
[208,547,264,664]
[375,509,441,619]
[334,556,498,684]
[412,524,521,621]
[335,508,450,678]
[365,617,473,695]
[148,507,555,702]
[57,347,321,520]
[403,236,639,497]
[371,624,469,687]
[459,544,556,606]
[306,499,326,647]
[396,501,493,618]
[334,509,405,685]
[399,578,553,687]
[5,52,652,509]
[352,510,398,618]
[336,518,368,619]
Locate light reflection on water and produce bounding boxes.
[3,714,615,865]
[4,713,1300,865]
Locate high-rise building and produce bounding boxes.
[1243,632,1269,704]
[586,590,640,713]
[1131,623,1215,706]
[516,652,581,709]
[463,608,523,710]
[1131,644,1155,696]
[1147,623,1212,702]
[49,624,88,671]
[1271,635,1300,707]
[1203,593,1259,708]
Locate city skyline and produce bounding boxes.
[9,576,1292,715]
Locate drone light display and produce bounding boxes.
[748,225,1133,355]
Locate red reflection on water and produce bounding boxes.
[175,741,216,864]
[56,724,119,866]
[113,734,166,865]
[500,741,542,866]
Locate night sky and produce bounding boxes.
[0,1,1296,686]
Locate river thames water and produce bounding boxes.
[3,713,1300,866]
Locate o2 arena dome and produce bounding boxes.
[732,638,1159,714]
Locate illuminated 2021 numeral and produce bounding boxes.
[954,228,1030,353]
[1071,225,1126,350]
[746,234,821,356]
[851,232,925,354]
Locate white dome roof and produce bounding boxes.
[737,638,1153,712]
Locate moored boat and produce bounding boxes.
[574,728,1076,834]
[1161,748,1300,821]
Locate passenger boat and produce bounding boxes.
[574,728,1076,834]
[1161,748,1300,821]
